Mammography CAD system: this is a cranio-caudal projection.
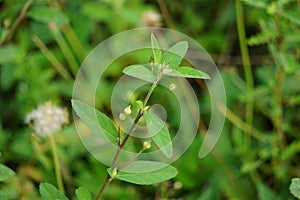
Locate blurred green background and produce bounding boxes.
[1,0,300,199]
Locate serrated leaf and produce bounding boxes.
[162,41,188,68]
[144,110,172,158]
[28,7,69,25]
[71,99,118,144]
[151,33,162,64]
[75,187,92,200]
[165,67,210,79]
[0,164,15,182]
[39,183,68,200]
[108,161,177,185]
[122,64,156,83]
[290,178,300,199]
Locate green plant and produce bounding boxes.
[72,33,209,199]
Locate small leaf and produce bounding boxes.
[257,183,279,200]
[165,67,210,79]
[0,45,18,64]
[136,100,144,110]
[39,183,68,200]
[151,33,162,64]
[109,161,177,185]
[144,110,172,158]
[75,187,92,200]
[0,164,15,182]
[162,41,188,68]
[290,178,300,199]
[122,64,156,82]
[28,7,69,25]
[71,99,118,144]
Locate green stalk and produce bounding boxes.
[49,23,79,76]
[49,135,65,194]
[235,0,254,148]
[32,35,72,80]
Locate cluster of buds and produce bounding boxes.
[25,102,68,138]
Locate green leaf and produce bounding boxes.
[0,45,18,64]
[0,164,15,182]
[162,41,188,68]
[151,33,162,64]
[257,183,279,200]
[28,7,69,25]
[165,67,210,79]
[290,178,300,199]
[144,110,172,158]
[39,183,68,200]
[108,161,177,185]
[122,64,156,83]
[71,99,118,144]
[75,187,92,200]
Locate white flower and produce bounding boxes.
[141,11,162,27]
[25,102,68,138]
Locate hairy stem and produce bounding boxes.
[49,135,65,194]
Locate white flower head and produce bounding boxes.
[141,11,162,27]
[25,102,68,138]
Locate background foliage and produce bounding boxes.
[0,0,300,199]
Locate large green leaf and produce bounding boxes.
[122,64,156,83]
[28,7,69,25]
[162,41,188,68]
[75,187,92,200]
[108,161,177,185]
[71,99,118,144]
[0,164,15,182]
[290,178,300,199]
[39,183,68,200]
[151,33,162,64]
[165,67,210,79]
[144,110,172,158]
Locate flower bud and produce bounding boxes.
[143,140,151,149]
[111,167,118,178]
[119,113,126,121]
[124,105,132,115]
[169,83,176,91]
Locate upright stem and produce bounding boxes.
[95,82,157,200]
[49,135,65,194]
[235,0,254,148]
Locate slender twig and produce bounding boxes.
[235,0,254,148]
[95,174,111,200]
[157,0,174,29]
[0,0,33,46]
[49,135,65,194]
[273,12,286,149]
[118,146,147,170]
[95,82,157,199]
